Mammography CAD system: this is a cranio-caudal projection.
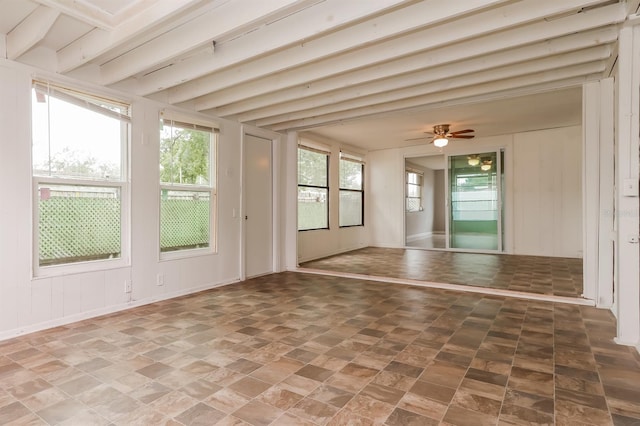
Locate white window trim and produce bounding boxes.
[31,82,131,278]
[297,145,330,231]
[405,169,423,213]
[32,177,130,278]
[338,156,364,227]
[159,115,218,260]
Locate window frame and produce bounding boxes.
[31,81,131,278]
[297,145,330,231]
[158,115,218,260]
[339,156,364,228]
[406,169,423,213]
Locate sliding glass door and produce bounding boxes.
[447,150,503,251]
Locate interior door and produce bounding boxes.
[244,134,273,278]
[447,150,503,251]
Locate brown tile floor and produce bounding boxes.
[300,247,584,297]
[1,272,639,425]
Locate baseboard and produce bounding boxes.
[0,277,241,343]
[406,231,432,243]
[297,244,367,264]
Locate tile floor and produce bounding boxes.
[1,272,639,425]
[300,247,584,298]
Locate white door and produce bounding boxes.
[244,134,273,278]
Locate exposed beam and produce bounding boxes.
[218,32,615,119]
[166,0,617,105]
[100,0,321,85]
[256,52,608,127]
[194,8,622,112]
[57,0,201,73]
[144,0,510,98]
[270,62,606,131]
[6,6,60,60]
[138,0,417,88]
[33,0,113,30]
[242,46,611,124]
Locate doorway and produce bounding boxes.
[448,150,503,251]
[243,134,273,278]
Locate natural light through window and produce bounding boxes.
[31,81,129,271]
[159,117,216,255]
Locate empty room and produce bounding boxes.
[1,1,640,425]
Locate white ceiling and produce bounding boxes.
[2,0,638,151]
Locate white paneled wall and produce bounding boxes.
[513,127,582,258]
[0,60,253,340]
[369,128,582,258]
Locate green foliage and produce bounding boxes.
[339,159,362,189]
[160,127,211,185]
[36,147,120,179]
[298,148,327,186]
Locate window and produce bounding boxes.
[298,145,329,230]
[406,169,423,212]
[159,117,216,255]
[339,154,364,227]
[31,81,130,273]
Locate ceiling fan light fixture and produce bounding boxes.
[467,155,480,166]
[480,158,492,171]
[433,135,448,147]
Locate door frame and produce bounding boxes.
[403,145,510,255]
[240,126,282,281]
[445,148,504,253]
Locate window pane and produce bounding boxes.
[298,187,328,230]
[298,148,328,186]
[407,172,420,185]
[32,89,123,181]
[38,184,121,266]
[160,190,210,252]
[339,191,362,226]
[406,198,421,212]
[407,183,420,198]
[160,122,211,185]
[339,159,362,190]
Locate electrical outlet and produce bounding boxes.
[124,279,132,293]
[157,274,164,286]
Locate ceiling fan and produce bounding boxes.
[406,124,475,147]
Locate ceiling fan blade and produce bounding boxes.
[451,135,475,139]
[450,129,474,134]
[404,136,431,142]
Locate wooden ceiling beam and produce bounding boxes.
[6,6,60,60]
[213,28,617,117]
[149,0,509,100]
[33,0,113,30]
[241,45,611,124]
[256,52,608,127]
[165,0,617,105]
[57,0,201,73]
[194,6,622,112]
[99,0,321,85]
[269,62,606,131]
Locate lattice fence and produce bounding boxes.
[38,194,210,264]
[39,197,121,265]
[160,199,209,251]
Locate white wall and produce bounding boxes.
[297,134,368,263]
[433,169,446,232]
[405,163,434,242]
[513,126,582,257]
[369,127,582,258]
[0,60,256,340]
